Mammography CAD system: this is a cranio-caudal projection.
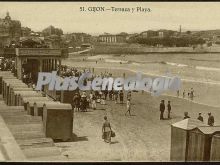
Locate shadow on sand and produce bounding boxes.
[53,133,88,143]
[110,141,119,145]
[94,108,106,111]
[125,114,136,117]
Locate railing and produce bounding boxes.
[16,48,61,57]
[3,48,16,57]
[0,48,69,58]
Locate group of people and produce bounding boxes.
[159,98,215,126]
[59,64,114,80]
[0,58,16,72]
[159,100,172,120]
[59,65,132,114]
[59,65,89,78]
[184,111,215,126]
[71,89,132,113]
[178,88,195,100]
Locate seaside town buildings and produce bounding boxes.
[0,12,218,49]
[139,29,179,39]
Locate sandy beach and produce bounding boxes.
[55,90,220,161]
[56,53,220,161]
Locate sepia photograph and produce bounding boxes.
[0,1,219,162]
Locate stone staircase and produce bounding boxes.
[0,96,68,161]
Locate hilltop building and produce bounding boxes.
[42,25,63,37]
[98,32,128,43]
[0,12,21,47]
[140,29,178,39]
[61,33,92,48]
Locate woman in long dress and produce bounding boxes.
[102,116,112,143]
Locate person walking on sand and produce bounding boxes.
[160,100,165,120]
[125,98,131,116]
[114,90,118,104]
[119,90,124,104]
[183,90,186,98]
[208,113,214,126]
[190,88,194,101]
[177,90,180,97]
[127,91,132,101]
[102,116,112,144]
[167,100,171,119]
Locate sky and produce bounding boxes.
[0,2,220,35]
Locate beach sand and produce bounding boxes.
[55,53,220,161]
[56,91,220,161]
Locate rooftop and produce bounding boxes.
[172,118,207,130]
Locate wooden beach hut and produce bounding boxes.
[187,126,220,161]
[22,97,50,110]
[210,134,220,161]
[170,118,206,161]
[33,101,61,119]
[26,100,55,116]
[43,103,73,141]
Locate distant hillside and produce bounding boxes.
[192,30,220,38]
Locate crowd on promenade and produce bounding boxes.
[58,65,132,116]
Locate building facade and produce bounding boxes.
[21,27,32,37]
[98,33,128,43]
[42,25,63,37]
[140,30,178,39]
[0,12,21,47]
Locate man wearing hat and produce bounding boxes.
[184,112,190,119]
[208,113,214,126]
[197,113,203,122]
[160,100,165,120]
[167,100,171,119]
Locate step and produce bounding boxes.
[0,111,27,117]
[28,155,68,161]
[2,115,32,121]
[1,106,24,110]
[17,138,54,150]
[3,115,42,125]
[0,115,26,161]
[0,109,26,113]
[5,120,42,125]
[12,130,45,140]
[22,146,61,158]
[8,123,43,133]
